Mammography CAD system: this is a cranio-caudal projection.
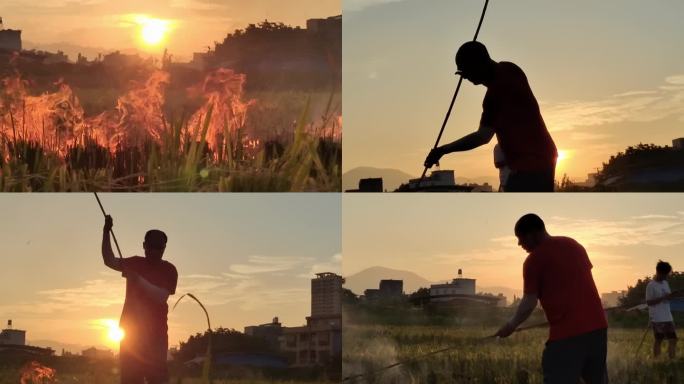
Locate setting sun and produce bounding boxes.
[100,319,124,343]
[557,150,569,163]
[135,16,171,46]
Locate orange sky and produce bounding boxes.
[0,194,340,353]
[343,0,684,184]
[0,0,340,60]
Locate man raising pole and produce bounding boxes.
[102,215,178,384]
[424,42,557,192]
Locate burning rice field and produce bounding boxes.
[0,66,341,192]
[343,324,684,384]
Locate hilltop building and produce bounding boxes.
[0,320,25,345]
[430,269,476,299]
[0,17,22,52]
[0,320,53,356]
[429,270,506,307]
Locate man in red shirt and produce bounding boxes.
[424,41,557,192]
[495,214,608,384]
[102,215,178,384]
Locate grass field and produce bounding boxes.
[343,324,684,384]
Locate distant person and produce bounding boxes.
[646,260,677,359]
[424,41,557,192]
[495,214,608,384]
[102,215,178,384]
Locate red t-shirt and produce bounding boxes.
[480,62,557,171]
[119,256,178,337]
[523,236,607,341]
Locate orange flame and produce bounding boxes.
[186,68,255,155]
[0,66,339,164]
[0,76,86,154]
[86,70,169,151]
[19,361,57,384]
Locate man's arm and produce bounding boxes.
[128,274,170,303]
[495,293,538,338]
[102,215,122,271]
[424,125,495,167]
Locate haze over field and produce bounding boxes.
[0,194,341,353]
[343,0,684,183]
[343,194,684,296]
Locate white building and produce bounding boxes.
[0,320,26,345]
[430,269,476,300]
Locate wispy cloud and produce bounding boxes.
[299,253,342,278]
[0,278,124,317]
[548,215,684,248]
[229,255,314,275]
[542,74,684,133]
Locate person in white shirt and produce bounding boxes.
[645,260,677,358]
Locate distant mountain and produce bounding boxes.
[345,266,432,294]
[28,339,109,355]
[345,266,521,303]
[342,167,414,192]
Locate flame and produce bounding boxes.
[0,66,339,167]
[19,361,56,384]
[0,76,86,155]
[186,68,255,157]
[87,70,170,151]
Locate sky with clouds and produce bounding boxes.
[0,194,340,352]
[0,0,340,60]
[343,194,684,296]
[343,0,684,184]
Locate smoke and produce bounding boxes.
[343,310,410,384]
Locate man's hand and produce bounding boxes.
[424,147,444,168]
[104,215,113,232]
[495,322,516,338]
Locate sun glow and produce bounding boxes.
[135,16,171,47]
[99,319,124,343]
[557,149,569,163]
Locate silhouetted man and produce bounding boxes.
[424,42,557,192]
[495,214,608,384]
[646,260,677,359]
[102,215,178,384]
